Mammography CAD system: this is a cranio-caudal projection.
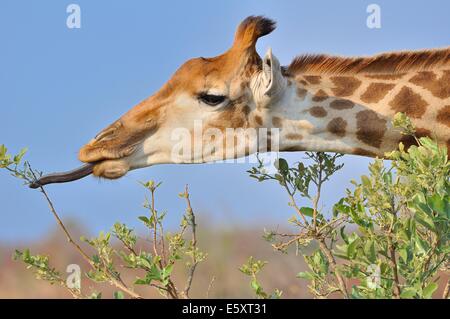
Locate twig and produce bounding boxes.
[386,208,401,299]
[28,164,142,299]
[28,166,92,265]
[272,233,309,252]
[147,185,178,299]
[318,238,349,299]
[317,216,347,236]
[149,188,159,259]
[312,158,323,231]
[443,280,449,299]
[421,237,440,285]
[182,185,199,299]
[283,183,309,226]
[387,237,401,299]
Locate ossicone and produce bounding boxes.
[232,16,276,51]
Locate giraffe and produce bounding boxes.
[30,16,450,187]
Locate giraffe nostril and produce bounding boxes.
[94,121,123,142]
[94,128,115,142]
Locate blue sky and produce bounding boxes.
[1,0,449,242]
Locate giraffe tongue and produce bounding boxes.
[29,163,95,189]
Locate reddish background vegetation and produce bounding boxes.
[0,219,312,299]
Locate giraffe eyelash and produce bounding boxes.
[198,93,227,106]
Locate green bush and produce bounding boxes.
[244,113,449,299]
[1,147,205,298]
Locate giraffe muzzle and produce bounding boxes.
[28,163,95,188]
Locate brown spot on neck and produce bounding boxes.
[356,110,387,148]
[329,99,355,110]
[360,82,395,103]
[272,116,283,128]
[389,86,428,118]
[254,114,263,126]
[296,87,307,99]
[312,89,329,102]
[211,102,250,131]
[409,70,450,99]
[353,148,378,157]
[309,106,328,117]
[436,105,450,128]
[304,75,322,85]
[330,76,362,97]
[285,133,303,140]
[282,145,306,152]
[327,117,347,137]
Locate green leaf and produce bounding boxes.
[415,236,430,255]
[296,271,314,280]
[138,256,152,269]
[300,207,314,218]
[251,279,261,292]
[363,240,376,263]
[422,282,438,299]
[134,278,149,285]
[276,158,289,174]
[347,238,360,259]
[13,147,27,164]
[0,144,7,156]
[400,287,417,299]
[414,210,436,232]
[398,248,408,263]
[361,175,371,187]
[89,292,102,299]
[161,264,174,279]
[340,226,349,244]
[138,216,150,225]
[427,194,450,218]
[113,291,124,299]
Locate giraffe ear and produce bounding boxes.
[262,48,287,97]
[232,16,276,51]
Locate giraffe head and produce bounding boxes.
[78,16,287,179]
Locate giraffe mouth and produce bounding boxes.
[29,163,96,188]
[29,154,133,188]
[29,139,137,188]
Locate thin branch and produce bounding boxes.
[318,238,349,299]
[386,206,401,299]
[313,158,323,231]
[283,183,309,226]
[147,185,178,299]
[443,280,449,299]
[150,188,159,260]
[29,167,92,265]
[182,185,199,299]
[28,164,142,299]
[387,237,401,298]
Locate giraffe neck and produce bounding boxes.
[265,69,450,157]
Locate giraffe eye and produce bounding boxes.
[198,93,226,106]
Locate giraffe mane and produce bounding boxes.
[286,47,450,75]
